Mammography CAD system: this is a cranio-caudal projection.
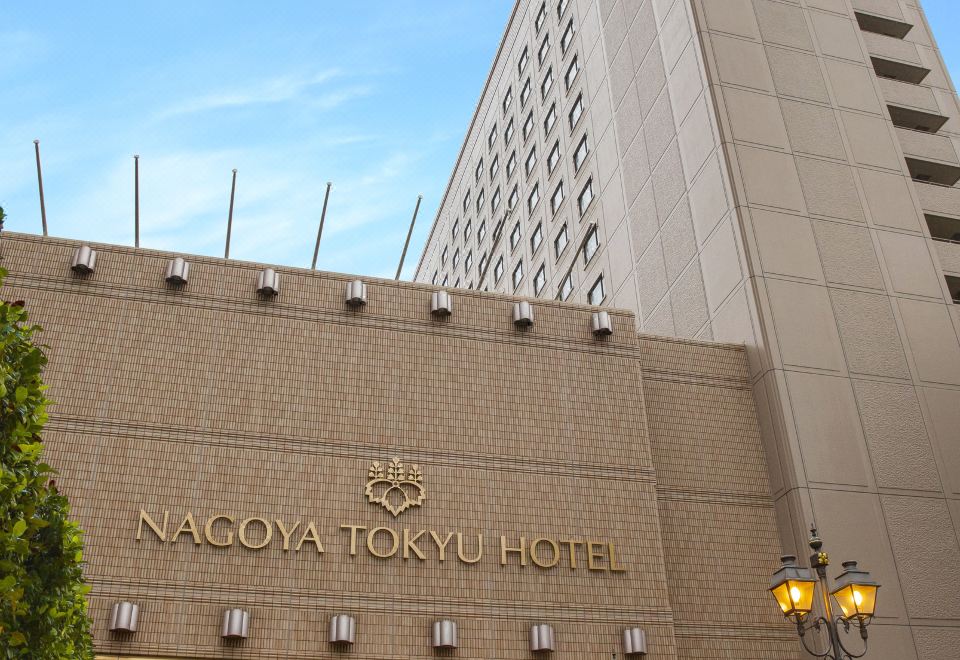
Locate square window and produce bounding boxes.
[541,67,554,99]
[561,18,575,54]
[475,159,483,182]
[503,86,513,115]
[452,248,460,269]
[534,263,546,294]
[544,103,557,134]
[490,154,499,179]
[535,2,547,32]
[520,78,532,107]
[509,185,519,210]
[559,272,573,300]
[573,134,589,172]
[525,146,538,176]
[588,274,605,305]
[506,151,517,178]
[554,224,568,258]
[568,93,584,131]
[583,225,599,263]
[538,33,551,67]
[577,178,594,216]
[528,182,541,212]
[477,220,486,243]
[512,260,524,289]
[547,140,561,173]
[504,118,515,143]
[531,222,543,253]
[518,46,529,75]
[491,187,501,213]
[550,180,565,214]
[488,125,497,150]
[494,257,504,282]
[564,55,579,90]
[510,222,522,250]
[523,110,535,141]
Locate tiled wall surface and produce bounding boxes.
[3,233,795,659]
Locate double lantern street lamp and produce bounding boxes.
[770,527,881,659]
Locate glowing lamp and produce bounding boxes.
[769,555,817,622]
[830,561,879,622]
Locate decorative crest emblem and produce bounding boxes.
[364,458,425,517]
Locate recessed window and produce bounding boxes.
[587,274,605,305]
[442,274,449,286]
[541,67,554,99]
[577,178,594,216]
[479,252,488,274]
[564,55,580,91]
[520,77,532,107]
[465,251,473,272]
[462,192,471,214]
[526,146,538,176]
[454,277,461,288]
[467,281,474,290]
[554,224,568,258]
[573,134,589,172]
[561,18,575,54]
[476,189,485,214]
[464,219,472,243]
[504,118,515,143]
[523,111,535,141]
[510,222,522,249]
[538,33,551,67]
[534,263,546,294]
[558,273,573,300]
[452,219,460,240]
[535,2,547,32]
[490,154,499,179]
[583,225,599,263]
[503,86,513,115]
[569,93,584,131]
[475,159,484,182]
[946,275,960,304]
[551,181,565,214]
[452,248,460,269]
[506,151,517,178]
[441,246,448,265]
[557,0,570,21]
[494,256,504,282]
[531,222,543,253]
[925,214,960,242]
[478,220,486,243]
[488,125,497,150]
[432,270,438,285]
[547,140,561,174]
[518,46,530,75]
[509,185,519,210]
[512,260,524,289]
[544,103,557,135]
[528,182,541,213]
[491,187,501,213]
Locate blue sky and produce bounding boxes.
[1,1,957,279]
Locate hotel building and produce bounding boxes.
[415,0,960,658]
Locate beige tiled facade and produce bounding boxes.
[3,233,796,658]
[417,1,960,658]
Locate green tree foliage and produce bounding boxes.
[0,263,94,658]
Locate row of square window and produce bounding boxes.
[440,176,595,282]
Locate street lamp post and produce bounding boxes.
[769,527,880,659]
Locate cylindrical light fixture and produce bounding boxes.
[165,257,189,285]
[329,614,356,645]
[432,619,458,649]
[529,623,555,652]
[221,608,250,639]
[431,290,453,316]
[513,301,534,327]
[108,601,139,633]
[592,310,613,336]
[71,245,97,274]
[622,627,647,655]
[345,280,367,307]
[256,268,280,296]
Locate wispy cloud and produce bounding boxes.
[157,69,345,118]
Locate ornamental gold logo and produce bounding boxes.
[364,458,425,517]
